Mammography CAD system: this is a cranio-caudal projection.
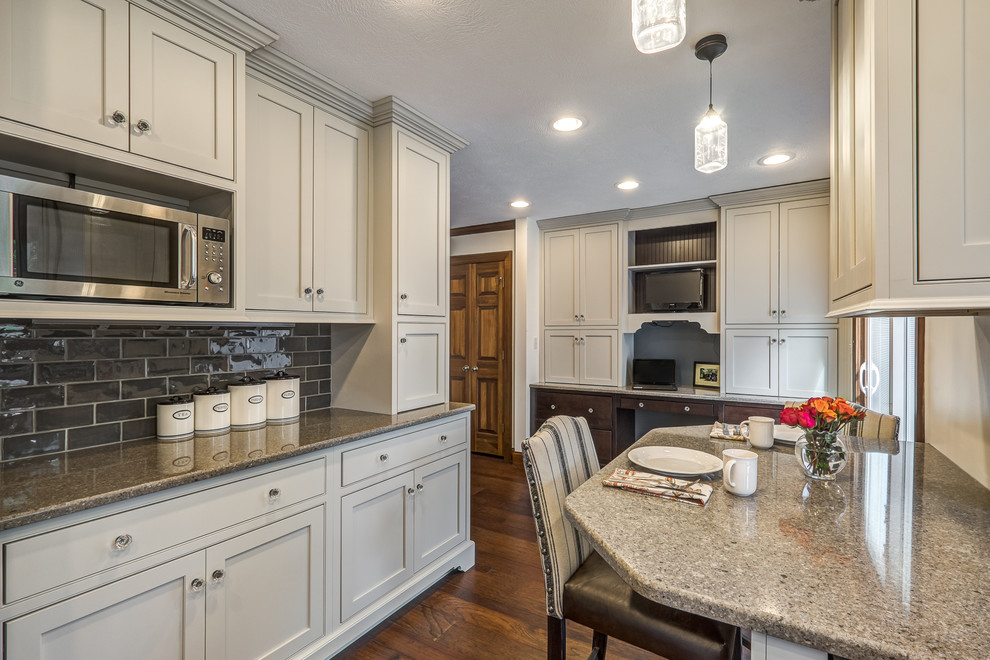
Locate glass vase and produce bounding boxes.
[793,431,847,481]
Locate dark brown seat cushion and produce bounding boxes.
[563,551,739,660]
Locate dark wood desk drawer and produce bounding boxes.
[722,402,784,424]
[618,398,715,417]
[534,391,613,429]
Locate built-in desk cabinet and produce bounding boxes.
[0,0,236,179]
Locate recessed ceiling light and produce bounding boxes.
[759,153,794,166]
[616,180,640,190]
[510,200,530,209]
[552,117,584,132]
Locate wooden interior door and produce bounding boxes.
[449,252,512,458]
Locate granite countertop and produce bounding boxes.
[530,382,790,406]
[0,403,474,532]
[565,425,990,660]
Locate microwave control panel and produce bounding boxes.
[198,216,230,305]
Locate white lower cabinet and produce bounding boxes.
[543,328,619,386]
[724,328,837,398]
[340,451,466,622]
[6,506,324,660]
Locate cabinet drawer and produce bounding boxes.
[534,391,613,429]
[341,418,467,487]
[3,458,325,605]
[722,403,784,424]
[619,398,715,417]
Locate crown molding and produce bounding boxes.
[536,208,630,230]
[708,179,830,208]
[247,49,373,124]
[626,198,718,221]
[144,0,278,51]
[371,97,469,154]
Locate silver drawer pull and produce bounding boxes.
[439,434,448,443]
[212,569,225,583]
[112,534,132,550]
[135,119,151,133]
[550,404,556,410]
[416,483,424,491]
[379,453,389,463]
[268,487,281,501]
[190,578,204,592]
[407,487,415,495]
[684,406,691,412]
[588,408,594,414]
[639,402,644,408]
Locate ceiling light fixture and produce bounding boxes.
[694,34,728,174]
[552,117,584,132]
[759,153,794,166]
[616,180,640,190]
[631,0,686,54]
[510,200,530,209]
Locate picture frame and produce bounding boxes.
[693,362,720,388]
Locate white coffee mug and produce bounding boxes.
[722,448,758,496]
[740,416,775,449]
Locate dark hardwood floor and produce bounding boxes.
[337,454,661,659]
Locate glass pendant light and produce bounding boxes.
[694,34,728,174]
[631,0,686,54]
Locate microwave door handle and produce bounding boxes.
[178,224,198,290]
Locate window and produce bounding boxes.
[854,317,922,441]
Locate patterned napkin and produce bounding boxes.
[603,468,714,506]
[709,422,747,441]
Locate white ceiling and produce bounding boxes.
[223,0,832,227]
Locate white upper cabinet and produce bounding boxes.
[245,76,371,318]
[396,132,447,317]
[0,0,235,179]
[724,198,832,325]
[830,0,990,315]
[128,7,234,179]
[543,223,618,327]
[0,0,130,150]
[245,77,314,313]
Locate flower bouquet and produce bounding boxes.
[780,397,866,480]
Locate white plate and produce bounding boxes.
[773,425,804,445]
[627,446,724,477]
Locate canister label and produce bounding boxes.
[213,403,229,412]
[281,390,296,399]
[172,410,192,420]
[248,395,264,404]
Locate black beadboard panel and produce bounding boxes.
[632,222,717,266]
[1,322,333,461]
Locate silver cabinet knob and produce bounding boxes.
[268,487,281,501]
[780,309,787,316]
[574,315,579,321]
[780,338,787,344]
[379,453,389,463]
[416,483,424,491]
[471,366,479,371]
[400,337,407,343]
[588,408,594,414]
[316,288,324,295]
[113,534,132,550]
[400,293,408,300]
[462,365,470,371]
[639,402,644,408]
[407,487,415,495]
[579,314,585,321]
[211,569,225,583]
[550,404,556,410]
[439,434,448,443]
[771,337,777,344]
[136,119,151,132]
[190,578,204,592]
[684,406,691,412]
[304,287,313,295]
[771,309,778,317]
[110,110,126,125]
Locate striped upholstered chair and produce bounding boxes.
[783,401,901,440]
[522,416,740,660]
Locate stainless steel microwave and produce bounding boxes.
[0,175,229,306]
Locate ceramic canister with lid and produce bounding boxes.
[264,370,300,422]
[229,375,266,428]
[156,396,194,439]
[193,387,230,433]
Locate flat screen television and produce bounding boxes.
[640,269,704,311]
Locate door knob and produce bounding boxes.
[462,365,470,371]
[471,366,479,371]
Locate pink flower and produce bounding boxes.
[796,409,816,429]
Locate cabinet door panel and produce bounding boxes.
[580,330,619,387]
[245,77,314,312]
[128,6,234,178]
[916,0,990,282]
[778,329,837,399]
[543,230,579,326]
[413,453,465,571]
[724,205,779,324]
[5,552,205,660]
[543,329,579,384]
[314,109,370,314]
[724,329,777,397]
[206,507,325,660]
[340,474,413,621]
[396,133,447,316]
[779,199,834,324]
[0,0,129,149]
[397,323,446,411]
[580,224,618,325]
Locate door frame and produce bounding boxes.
[450,251,513,459]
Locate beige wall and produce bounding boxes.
[925,316,990,488]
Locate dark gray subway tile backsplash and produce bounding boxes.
[0,321,332,461]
